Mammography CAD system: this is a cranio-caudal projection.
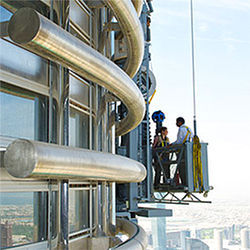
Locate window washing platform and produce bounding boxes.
[150,143,212,205]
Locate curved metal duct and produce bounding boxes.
[106,0,144,78]
[4,139,146,182]
[140,66,156,98]
[113,218,148,249]
[131,0,144,16]
[84,0,143,16]
[8,8,145,136]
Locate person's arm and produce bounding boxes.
[152,136,159,148]
[166,137,170,145]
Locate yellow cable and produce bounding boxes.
[148,90,156,104]
[193,135,203,192]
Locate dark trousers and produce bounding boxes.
[178,162,186,186]
[154,160,170,186]
[175,151,186,186]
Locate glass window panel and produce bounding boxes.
[69,190,89,234]
[0,84,47,141]
[0,6,12,22]
[92,120,95,150]
[0,192,48,248]
[70,0,90,35]
[0,91,35,140]
[51,100,58,144]
[69,115,77,146]
[0,39,49,85]
[69,76,89,107]
[69,110,89,149]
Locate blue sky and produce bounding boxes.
[150,0,250,201]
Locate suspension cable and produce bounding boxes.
[190,0,197,136]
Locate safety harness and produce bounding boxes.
[182,126,192,143]
[157,136,169,147]
[156,136,169,162]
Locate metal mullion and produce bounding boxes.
[69,20,91,44]
[89,85,93,150]
[69,233,91,242]
[0,69,50,97]
[94,184,98,236]
[48,181,52,249]
[69,71,91,87]
[0,182,52,192]
[69,228,90,238]
[69,181,93,185]
[69,103,90,116]
[74,0,91,16]
[69,187,91,191]
[89,183,93,236]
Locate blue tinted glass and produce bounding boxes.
[0,91,35,139]
[0,6,12,21]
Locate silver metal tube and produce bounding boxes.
[89,184,93,237]
[131,0,144,16]
[8,8,145,137]
[60,180,69,250]
[94,186,99,236]
[101,182,108,234]
[95,183,105,237]
[114,218,148,250]
[109,182,116,227]
[106,0,144,78]
[4,139,146,182]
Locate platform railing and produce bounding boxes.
[152,143,210,193]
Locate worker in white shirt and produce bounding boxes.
[173,117,193,145]
[171,117,193,186]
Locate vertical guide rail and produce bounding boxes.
[48,181,52,250]
[137,68,143,199]
[138,68,143,163]
[190,0,197,136]
[145,43,151,200]
[48,0,54,143]
[48,2,53,249]
[59,1,70,249]
[60,181,69,249]
[89,184,93,237]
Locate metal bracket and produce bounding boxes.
[152,191,211,205]
[84,0,105,8]
[0,21,9,38]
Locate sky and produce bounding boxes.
[149,0,250,201]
